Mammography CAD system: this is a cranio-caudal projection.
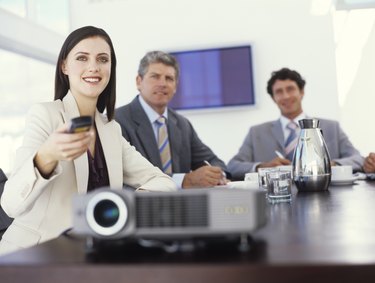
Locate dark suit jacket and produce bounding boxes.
[115,96,227,174]
[228,118,364,180]
[0,170,12,233]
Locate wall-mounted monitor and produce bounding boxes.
[169,45,255,110]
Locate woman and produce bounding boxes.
[0,26,177,255]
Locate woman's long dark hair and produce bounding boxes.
[54,26,117,120]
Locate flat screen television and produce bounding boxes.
[169,45,255,110]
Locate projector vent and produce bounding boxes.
[136,195,208,228]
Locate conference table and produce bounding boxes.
[1,180,375,283]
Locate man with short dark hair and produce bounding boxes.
[115,51,228,188]
[227,67,364,180]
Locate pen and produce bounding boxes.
[203,160,211,167]
[204,160,226,179]
[275,150,285,159]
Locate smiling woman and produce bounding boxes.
[0,26,177,256]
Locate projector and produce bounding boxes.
[72,187,267,240]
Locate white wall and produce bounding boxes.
[69,0,339,163]
[335,9,375,157]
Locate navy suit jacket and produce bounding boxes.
[115,96,227,174]
[228,118,364,180]
[0,170,12,232]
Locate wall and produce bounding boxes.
[335,9,375,156]
[69,0,339,163]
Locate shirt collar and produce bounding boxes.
[138,95,168,124]
[280,112,306,130]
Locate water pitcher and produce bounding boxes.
[292,118,331,192]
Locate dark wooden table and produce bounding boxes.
[1,180,375,283]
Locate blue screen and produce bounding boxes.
[169,46,255,110]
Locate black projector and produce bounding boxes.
[72,187,267,241]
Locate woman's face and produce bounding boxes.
[62,36,111,101]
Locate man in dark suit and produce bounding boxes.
[228,68,364,180]
[0,169,12,237]
[115,51,227,189]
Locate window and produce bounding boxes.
[0,1,68,174]
[0,0,69,34]
[0,49,55,174]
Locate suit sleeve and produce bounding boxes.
[1,104,63,217]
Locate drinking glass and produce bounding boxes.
[266,170,292,204]
[258,167,278,191]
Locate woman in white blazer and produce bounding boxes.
[0,26,177,255]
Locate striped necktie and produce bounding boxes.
[284,121,299,161]
[156,116,172,175]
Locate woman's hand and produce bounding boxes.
[34,123,94,178]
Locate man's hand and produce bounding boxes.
[256,157,291,171]
[182,166,227,188]
[364,152,375,173]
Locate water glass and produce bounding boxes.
[258,167,278,191]
[266,170,292,204]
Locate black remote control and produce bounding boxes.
[68,116,92,133]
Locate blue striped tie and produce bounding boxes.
[284,121,299,161]
[156,117,172,175]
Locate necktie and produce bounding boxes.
[156,117,172,175]
[284,121,299,161]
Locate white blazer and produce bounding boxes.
[0,92,177,255]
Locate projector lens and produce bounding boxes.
[94,200,120,227]
[86,191,129,236]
